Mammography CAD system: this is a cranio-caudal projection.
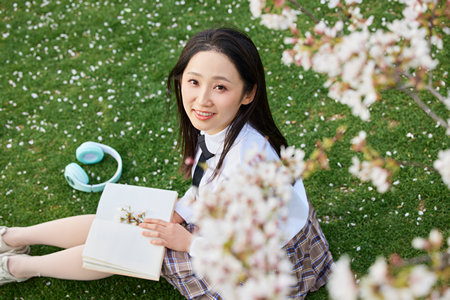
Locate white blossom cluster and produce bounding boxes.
[191,146,306,299]
[249,0,266,18]
[281,0,443,121]
[260,9,299,30]
[251,0,450,191]
[412,228,446,251]
[348,131,392,193]
[328,229,449,300]
[249,0,300,30]
[349,156,391,193]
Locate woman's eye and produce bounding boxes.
[215,85,227,91]
[188,79,198,85]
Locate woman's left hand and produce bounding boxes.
[139,218,192,252]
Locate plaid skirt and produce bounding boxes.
[161,202,333,300]
[283,201,334,299]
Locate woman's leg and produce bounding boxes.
[1,215,109,281]
[7,245,111,280]
[2,215,95,249]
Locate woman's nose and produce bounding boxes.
[196,87,212,106]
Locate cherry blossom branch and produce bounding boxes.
[399,160,436,172]
[392,252,450,268]
[328,229,449,300]
[287,0,319,24]
[401,70,448,106]
[399,86,449,132]
[251,0,450,190]
[425,84,448,105]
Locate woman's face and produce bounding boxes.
[181,50,255,135]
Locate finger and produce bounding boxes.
[139,222,164,232]
[150,239,166,247]
[142,229,159,237]
[143,218,167,226]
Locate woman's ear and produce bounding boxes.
[242,85,257,105]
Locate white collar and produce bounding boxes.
[201,123,251,156]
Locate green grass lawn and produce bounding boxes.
[0,0,448,299]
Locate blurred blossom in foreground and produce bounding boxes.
[191,146,306,299]
[327,255,358,300]
[328,229,449,300]
[433,149,450,189]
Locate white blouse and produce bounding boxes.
[175,123,309,254]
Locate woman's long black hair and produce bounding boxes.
[167,28,287,178]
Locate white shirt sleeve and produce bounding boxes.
[174,186,196,224]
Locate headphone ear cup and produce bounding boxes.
[64,163,89,186]
[76,143,104,165]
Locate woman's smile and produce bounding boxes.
[193,109,216,120]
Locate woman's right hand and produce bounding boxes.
[171,211,184,224]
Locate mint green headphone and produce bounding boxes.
[64,142,122,192]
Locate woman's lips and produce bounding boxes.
[193,109,215,120]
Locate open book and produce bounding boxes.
[82,183,177,281]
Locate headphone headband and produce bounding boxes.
[64,142,122,192]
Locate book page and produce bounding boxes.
[95,183,177,222]
[82,183,177,280]
[83,219,163,279]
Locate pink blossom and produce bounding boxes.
[281,50,294,66]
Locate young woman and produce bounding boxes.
[0,28,333,299]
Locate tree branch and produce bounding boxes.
[399,87,449,132]
[401,71,448,107]
[395,252,450,269]
[399,160,436,172]
[425,84,448,105]
[287,0,319,24]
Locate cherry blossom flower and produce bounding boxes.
[327,0,340,9]
[260,8,299,30]
[433,149,450,188]
[351,131,367,147]
[408,265,437,298]
[429,228,443,248]
[349,155,392,193]
[328,255,358,300]
[249,0,266,18]
[328,229,448,300]
[412,237,427,250]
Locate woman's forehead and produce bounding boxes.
[183,51,242,84]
